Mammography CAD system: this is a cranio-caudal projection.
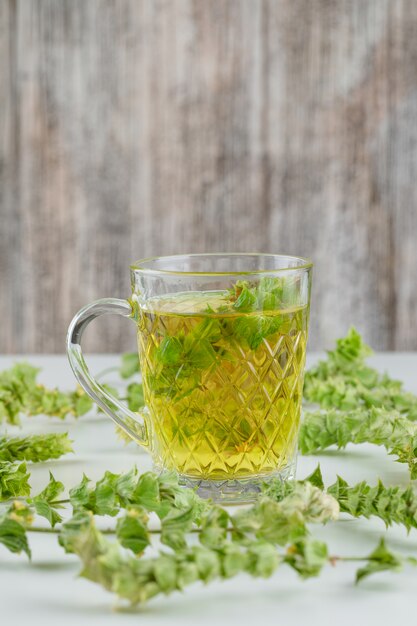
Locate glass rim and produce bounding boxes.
[130,253,313,276]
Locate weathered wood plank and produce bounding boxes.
[1,0,417,353]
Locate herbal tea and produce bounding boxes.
[137,279,308,480]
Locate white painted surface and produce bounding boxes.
[0,353,416,625]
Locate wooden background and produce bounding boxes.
[1,0,417,354]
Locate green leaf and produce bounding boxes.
[126,383,144,412]
[70,469,126,516]
[0,517,30,557]
[356,538,403,583]
[199,506,230,549]
[284,539,328,578]
[116,510,150,554]
[92,471,120,516]
[115,466,139,503]
[220,543,247,578]
[69,474,91,510]
[58,510,93,554]
[30,472,65,527]
[232,284,258,312]
[232,316,266,350]
[229,277,300,313]
[120,353,140,379]
[132,472,162,512]
[161,507,196,550]
[193,546,221,582]
[303,465,324,489]
[36,472,65,502]
[153,554,180,592]
[156,337,183,366]
[246,541,280,577]
[32,500,62,527]
[0,461,30,501]
[184,337,217,369]
[74,393,93,416]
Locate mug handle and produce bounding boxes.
[66,298,148,447]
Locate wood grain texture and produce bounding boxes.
[1,0,417,353]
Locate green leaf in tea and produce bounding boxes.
[156,337,184,366]
[232,282,258,312]
[229,277,300,313]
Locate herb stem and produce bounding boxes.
[27,525,116,535]
[26,524,231,536]
[27,526,63,534]
[335,556,370,562]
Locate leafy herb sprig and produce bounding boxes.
[302,328,417,478]
[300,407,417,477]
[1,466,414,604]
[0,363,93,425]
[304,328,417,418]
[0,433,73,503]
[0,432,73,463]
[266,465,417,532]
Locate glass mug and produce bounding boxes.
[67,253,312,503]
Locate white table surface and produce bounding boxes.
[1,352,417,625]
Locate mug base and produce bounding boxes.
[176,461,297,504]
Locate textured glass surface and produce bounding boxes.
[138,291,308,481]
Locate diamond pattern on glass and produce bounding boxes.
[138,304,308,480]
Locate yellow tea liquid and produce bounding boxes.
[137,287,308,480]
